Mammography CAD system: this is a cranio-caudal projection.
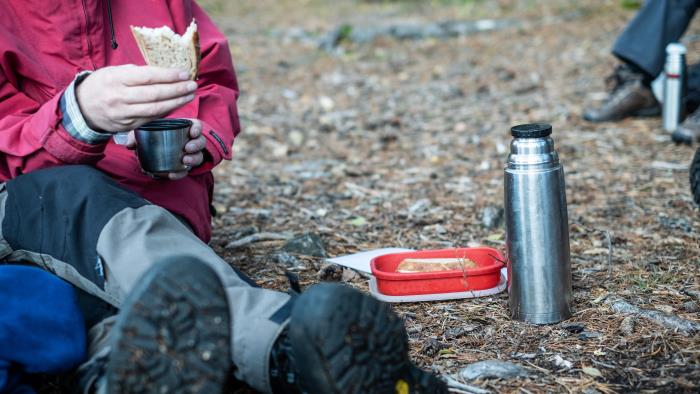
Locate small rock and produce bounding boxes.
[288,130,305,147]
[230,226,258,240]
[341,268,360,282]
[349,216,368,226]
[319,96,335,111]
[551,354,573,370]
[682,301,699,313]
[578,331,603,340]
[248,208,271,220]
[317,264,343,282]
[406,323,423,338]
[459,360,529,380]
[408,199,431,215]
[581,366,602,378]
[655,304,674,314]
[444,324,478,340]
[272,144,288,157]
[281,89,298,100]
[454,122,468,133]
[318,26,345,51]
[420,338,447,357]
[619,316,635,335]
[481,206,504,229]
[560,322,585,334]
[282,233,327,257]
[273,252,303,268]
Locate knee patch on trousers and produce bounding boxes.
[2,165,148,288]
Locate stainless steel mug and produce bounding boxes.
[135,119,192,173]
[504,123,572,324]
[663,43,687,133]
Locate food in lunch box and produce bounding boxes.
[131,20,200,80]
[396,258,478,273]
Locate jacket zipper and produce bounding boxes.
[80,0,97,70]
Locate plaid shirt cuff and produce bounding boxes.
[60,71,111,144]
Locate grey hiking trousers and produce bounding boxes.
[0,165,290,393]
[613,0,700,77]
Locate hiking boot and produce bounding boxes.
[269,283,448,394]
[672,108,700,144]
[583,64,660,122]
[75,259,232,394]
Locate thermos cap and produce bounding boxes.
[666,43,687,56]
[511,123,552,138]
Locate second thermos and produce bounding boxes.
[663,43,687,133]
[504,123,572,325]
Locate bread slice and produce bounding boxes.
[396,258,478,273]
[131,20,200,80]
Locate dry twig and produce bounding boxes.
[225,232,293,249]
[605,296,700,335]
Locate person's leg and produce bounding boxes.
[0,166,448,393]
[583,0,700,123]
[0,165,290,392]
[95,200,291,391]
[613,0,700,78]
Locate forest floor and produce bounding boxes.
[199,1,700,392]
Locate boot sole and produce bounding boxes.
[106,260,231,394]
[583,105,661,123]
[672,128,699,145]
[632,106,661,118]
[288,283,447,394]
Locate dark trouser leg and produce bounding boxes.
[0,166,145,326]
[613,0,699,78]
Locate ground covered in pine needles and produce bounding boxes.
[201,1,700,392]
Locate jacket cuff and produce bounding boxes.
[59,71,112,144]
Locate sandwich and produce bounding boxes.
[396,258,478,273]
[131,20,200,80]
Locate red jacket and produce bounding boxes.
[0,0,240,242]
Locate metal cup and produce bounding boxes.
[134,119,192,174]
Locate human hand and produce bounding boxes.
[125,119,206,180]
[75,64,197,132]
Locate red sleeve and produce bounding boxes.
[0,70,106,181]
[167,2,240,176]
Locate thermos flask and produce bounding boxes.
[504,123,572,324]
[663,43,687,133]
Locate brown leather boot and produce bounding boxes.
[672,108,700,144]
[583,64,660,123]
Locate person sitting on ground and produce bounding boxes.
[0,0,446,392]
[583,0,700,144]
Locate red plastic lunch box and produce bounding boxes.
[370,247,505,296]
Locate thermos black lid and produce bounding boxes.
[511,123,552,138]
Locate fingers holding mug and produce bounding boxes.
[188,119,203,138]
[182,151,203,167]
[167,170,189,181]
[182,118,205,168]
